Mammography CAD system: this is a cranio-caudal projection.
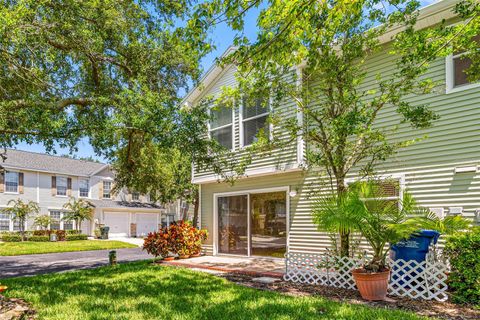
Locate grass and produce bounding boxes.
[0,240,137,256]
[1,261,430,320]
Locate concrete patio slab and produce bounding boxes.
[162,255,285,278]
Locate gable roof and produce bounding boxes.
[1,149,108,176]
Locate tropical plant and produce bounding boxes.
[62,197,94,232]
[1,199,39,241]
[33,214,54,231]
[143,230,172,260]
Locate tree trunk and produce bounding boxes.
[192,192,199,228]
[336,175,350,257]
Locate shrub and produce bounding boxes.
[66,230,81,235]
[55,230,66,241]
[444,227,480,307]
[33,230,50,236]
[143,230,171,258]
[142,220,208,259]
[1,234,22,242]
[28,235,49,242]
[65,234,88,241]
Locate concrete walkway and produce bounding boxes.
[0,247,150,279]
[163,255,286,278]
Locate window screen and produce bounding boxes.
[242,98,269,146]
[209,105,233,149]
[5,171,19,193]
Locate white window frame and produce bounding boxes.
[56,176,68,197]
[0,212,12,232]
[132,192,140,201]
[4,170,19,194]
[446,52,480,94]
[79,178,90,198]
[49,210,75,231]
[239,96,272,148]
[103,181,112,199]
[208,105,235,151]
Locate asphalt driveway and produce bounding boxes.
[0,247,151,279]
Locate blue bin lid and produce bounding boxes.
[417,229,440,244]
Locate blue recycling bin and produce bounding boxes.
[390,230,440,287]
[391,230,440,262]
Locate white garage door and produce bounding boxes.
[136,213,158,237]
[104,212,129,237]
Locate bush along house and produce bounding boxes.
[183,0,480,259]
[0,149,184,238]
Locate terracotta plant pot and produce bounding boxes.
[352,268,390,301]
[163,256,175,261]
[179,255,190,259]
[190,253,201,257]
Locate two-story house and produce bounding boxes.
[0,149,179,237]
[183,0,480,258]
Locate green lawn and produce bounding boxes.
[0,240,137,256]
[1,261,430,320]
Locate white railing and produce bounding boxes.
[284,251,448,301]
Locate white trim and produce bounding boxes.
[213,186,290,257]
[192,164,302,184]
[1,165,93,177]
[198,184,202,229]
[295,65,305,166]
[208,105,235,151]
[445,53,480,94]
[89,164,110,176]
[36,172,40,203]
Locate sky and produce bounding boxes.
[12,0,437,162]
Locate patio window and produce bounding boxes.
[49,210,74,230]
[79,178,89,198]
[446,35,480,93]
[132,192,140,201]
[0,213,10,231]
[56,176,67,196]
[209,105,233,149]
[103,181,112,199]
[242,97,269,147]
[50,211,61,230]
[5,171,19,193]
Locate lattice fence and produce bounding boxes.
[284,252,449,301]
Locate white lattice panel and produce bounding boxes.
[284,252,448,301]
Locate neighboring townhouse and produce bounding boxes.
[0,149,182,237]
[184,0,480,258]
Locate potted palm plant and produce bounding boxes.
[348,181,442,301]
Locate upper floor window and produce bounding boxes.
[56,176,67,196]
[79,178,89,198]
[132,192,140,201]
[103,181,112,199]
[242,98,269,146]
[209,105,233,149]
[5,171,19,193]
[446,35,480,93]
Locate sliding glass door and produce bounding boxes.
[250,192,287,258]
[217,195,248,255]
[217,190,287,257]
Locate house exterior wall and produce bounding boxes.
[195,21,480,255]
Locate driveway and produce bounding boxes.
[0,247,151,279]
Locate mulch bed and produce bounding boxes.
[221,273,480,320]
[0,295,35,320]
